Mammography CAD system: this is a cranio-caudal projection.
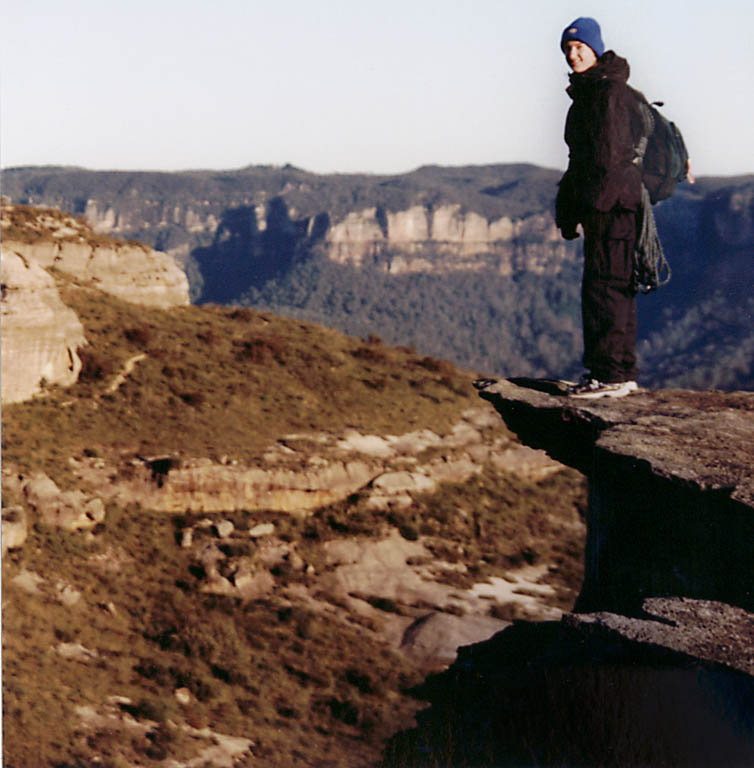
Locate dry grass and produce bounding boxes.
[2,502,424,767]
[2,465,585,766]
[1,259,587,767]
[407,466,586,607]
[2,273,479,485]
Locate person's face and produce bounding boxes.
[564,40,597,73]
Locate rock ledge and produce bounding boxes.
[476,379,754,613]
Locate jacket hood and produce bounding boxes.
[567,50,630,95]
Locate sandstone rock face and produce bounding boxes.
[1,202,189,309]
[1,203,190,404]
[477,379,754,613]
[1,251,86,403]
[59,407,562,517]
[138,459,380,514]
[4,172,576,285]
[4,239,189,309]
[324,203,567,275]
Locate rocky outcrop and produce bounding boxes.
[2,405,572,671]
[1,251,86,403]
[1,204,189,308]
[475,379,754,613]
[15,472,106,532]
[564,597,754,676]
[6,239,190,309]
[49,406,560,517]
[1,203,190,404]
[141,458,379,514]
[2,405,558,527]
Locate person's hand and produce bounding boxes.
[561,227,580,240]
[686,159,696,184]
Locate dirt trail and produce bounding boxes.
[105,353,147,394]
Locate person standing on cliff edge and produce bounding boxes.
[556,17,645,399]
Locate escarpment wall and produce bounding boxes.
[5,167,753,390]
[323,203,566,275]
[0,164,581,297]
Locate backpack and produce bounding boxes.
[633,94,690,204]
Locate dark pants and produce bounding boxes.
[581,208,638,383]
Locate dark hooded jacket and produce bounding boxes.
[555,51,645,234]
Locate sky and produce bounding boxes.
[2,0,753,177]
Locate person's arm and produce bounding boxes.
[593,82,634,173]
[556,173,581,240]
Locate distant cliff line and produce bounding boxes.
[4,165,753,391]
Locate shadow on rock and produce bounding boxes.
[380,617,754,768]
[193,197,312,304]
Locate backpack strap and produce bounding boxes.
[633,98,655,166]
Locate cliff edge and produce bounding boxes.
[476,379,753,613]
[380,381,754,767]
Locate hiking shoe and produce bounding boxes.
[567,378,638,399]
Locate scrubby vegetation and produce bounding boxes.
[0,202,137,249]
[240,255,584,381]
[2,272,480,485]
[3,468,585,767]
[2,265,587,766]
[3,503,424,767]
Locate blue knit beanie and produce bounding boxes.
[560,17,605,58]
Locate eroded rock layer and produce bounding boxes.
[1,251,85,403]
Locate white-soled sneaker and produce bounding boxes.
[567,378,638,399]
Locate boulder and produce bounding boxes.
[248,522,275,538]
[214,519,234,538]
[401,612,509,667]
[2,506,28,553]
[320,531,458,608]
[24,472,106,532]
[10,570,45,594]
[56,642,99,662]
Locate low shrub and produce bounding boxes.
[77,348,114,382]
[124,325,152,347]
